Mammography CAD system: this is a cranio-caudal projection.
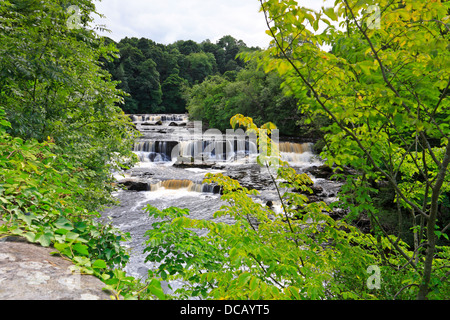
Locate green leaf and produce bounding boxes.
[19,213,35,226]
[249,276,257,291]
[65,231,80,241]
[0,119,12,128]
[73,243,89,256]
[323,7,338,21]
[238,272,252,286]
[148,278,166,300]
[23,232,35,243]
[92,259,107,269]
[54,217,74,230]
[36,233,52,247]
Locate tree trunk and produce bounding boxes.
[417,143,450,299]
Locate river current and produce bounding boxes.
[101,114,342,293]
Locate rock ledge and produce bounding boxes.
[0,239,112,300]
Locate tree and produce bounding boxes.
[0,0,139,210]
[246,0,450,299]
[185,52,218,84]
[134,58,163,113]
[114,42,163,114]
[185,63,302,136]
[217,35,247,73]
[161,71,188,113]
[143,116,428,300]
[174,39,201,55]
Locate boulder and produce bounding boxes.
[117,179,150,191]
[140,120,163,126]
[305,165,334,179]
[0,239,112,300]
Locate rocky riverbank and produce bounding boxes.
[0,235,112,300]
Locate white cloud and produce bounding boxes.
[92,0,337,48]
[93,0,272,48]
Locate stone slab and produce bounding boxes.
[0,240,112,300]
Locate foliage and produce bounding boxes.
[142,116,450,300]
[104,35,258,114]
[244,0,450,299]
[0,103,164,300]
[0,0,140,211]
[0,106,122,277]
[185,62,307,136]
[0,0,165,300]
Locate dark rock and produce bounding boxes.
[295,185,323,195]
[310,185,324,195]
[305,165,334,179]
[118,180,150,191]
[306,195,321,203]
[173,162,215,169]
[140,120,163,126]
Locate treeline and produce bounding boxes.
[185,64,301,136]
[103,36,320,137]
[103,35,257,114]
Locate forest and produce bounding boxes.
[102,35,311,136]
[0,0,449,302]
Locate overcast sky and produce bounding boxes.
[93,0,335,49]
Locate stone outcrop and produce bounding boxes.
[117,179,151,191]
[0,238,113,300]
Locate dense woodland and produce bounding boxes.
[102,36,315,136]
[103,35,254,114]
[1,0,449,301]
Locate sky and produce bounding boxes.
[93,0,335,49]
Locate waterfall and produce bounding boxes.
[176,139,258,162]
[149,179,220,194]
[133,139,315,165]
[160,115,188,122]
[279,142,312,154]
[133,141,178,162]
[104,114,341,292]
[130,114,189,123]
[279,142,318,165]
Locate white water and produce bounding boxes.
[102,114,340,295]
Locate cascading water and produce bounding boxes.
[279,142,323,166]
[149,179,221,194]
[133,141,179,162]
[102,114,341,293]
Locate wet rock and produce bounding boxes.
[117,179,150,192]
[305,165,334,179]
[223,164,273,192]
[144,120,164,126]
[266,200,274,208]
[173,162,215,169]
[306,195,321,203]
[0,240,112,300]
[295,185,323,195]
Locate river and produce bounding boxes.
[101,114,342,293]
